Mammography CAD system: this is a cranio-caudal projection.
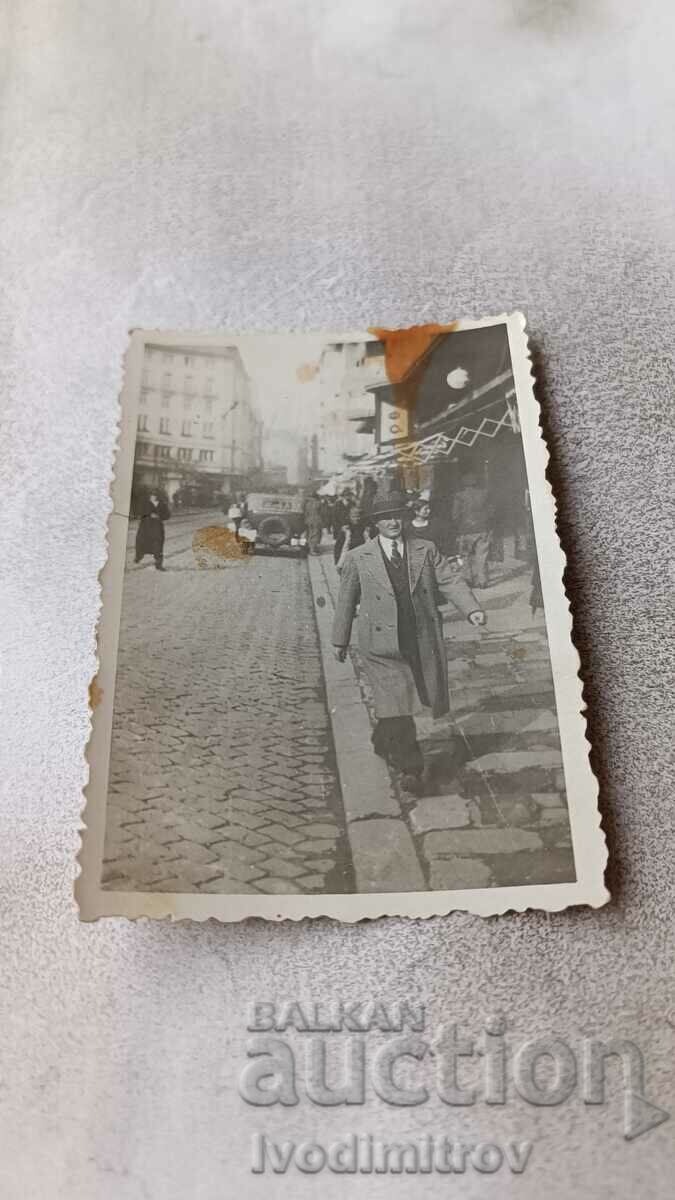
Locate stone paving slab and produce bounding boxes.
[423,827,543,858]
[409,796,472,834]
[453,709,559,737]
[428,857,493,890]
[349,818,426,894]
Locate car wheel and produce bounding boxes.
[258,515,292,549]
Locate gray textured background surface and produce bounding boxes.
[1,1,673,1196]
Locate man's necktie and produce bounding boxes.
[390,540,402,567]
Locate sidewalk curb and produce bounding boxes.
[307,552,426,895]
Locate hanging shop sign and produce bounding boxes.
[342,392,517,479]
[374,386,409,446]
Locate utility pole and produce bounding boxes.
[222,399,239,484]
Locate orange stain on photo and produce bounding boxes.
[192,526,250,566]
[369,322,459,383]
[297,362,319,383]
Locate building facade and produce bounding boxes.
[133,343,262,503]
[317,340,386,475]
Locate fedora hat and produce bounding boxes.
[368,491,410,519]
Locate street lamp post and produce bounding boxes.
[222,399,239,485]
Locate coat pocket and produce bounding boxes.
[369,621,399,657]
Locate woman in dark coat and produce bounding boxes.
[333,502,367,573]
[135,491,170,570]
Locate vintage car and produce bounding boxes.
[243,492,308,556]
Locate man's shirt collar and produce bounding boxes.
[378,533,404,560]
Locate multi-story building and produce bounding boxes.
[133,343,262,501]
[317,340,386,475]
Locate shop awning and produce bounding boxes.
[339,385,518,479]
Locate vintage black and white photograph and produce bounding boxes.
[78,315,607,920]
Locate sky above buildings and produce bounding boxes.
[229,333,372,479]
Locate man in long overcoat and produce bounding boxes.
[134,490,170,570]
[332,492,485,789]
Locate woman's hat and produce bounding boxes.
[368,491,410,519]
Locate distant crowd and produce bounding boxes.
[130,468,536,598]
[303,469,533,593]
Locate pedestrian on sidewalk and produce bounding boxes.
[451,469,494,588]
[408,493,450,547]
[408,495,464,571]
[409,495,432,537]
[331,489,351,537]
[227,498,244,538]
[304,492,324,555]
[134,490,171,571]
[331,492,486,793]
[333,502,367,574]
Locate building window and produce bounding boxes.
[184,355,193,368]
[139,390,148,407]
[199,449,214,463]
[183,396,192,412]
[137,414,149,432]
[181,419,192,437]
[157,445,172,459]
[203,421,214,437]
[185,375,195,395]
[162,372,172,390]
[136,441,150,457]
[205,377,214,395]
[161,395,170,409]
[159,417,170,434]
[204,398,213,414]
[177,447,192,462]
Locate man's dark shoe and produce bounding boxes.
[399,772,424,797]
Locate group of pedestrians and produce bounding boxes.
[325,473,496,592]
[302,487,374,556]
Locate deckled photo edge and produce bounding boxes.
[77,314,609,923]
[504,313,608,907]
[76,330,145,921]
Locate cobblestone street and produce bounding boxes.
[102,511,352,895]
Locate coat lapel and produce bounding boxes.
[406,537,427,593]
[362,538,393,591]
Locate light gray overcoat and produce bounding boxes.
[331,535,479,719]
